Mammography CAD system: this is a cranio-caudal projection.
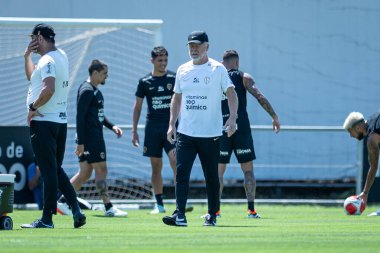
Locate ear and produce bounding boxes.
[150,58,154,64]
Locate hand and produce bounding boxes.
[272,116,281,133]
[27,110,43,127]
[112,126,123,138]
[167,125,177,144]
[132,131,140,147]
[223,117,237,138]
[25,39,39,57]
[75,144,84,157]
[357,192,368,206]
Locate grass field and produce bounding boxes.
[1,204,380,253]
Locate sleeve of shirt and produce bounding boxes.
[135,79,145,98]
[76,89,93,145]
[220,66,234,93]
[40,57,56,80]
[173,67,182,93]
[103,117,115,130]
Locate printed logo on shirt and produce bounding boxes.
[204,77,210,84]
[185,95,207,111]
[98,108,105,122]
[167,83,173,90]
[158,86,164,92]
[46,62,52,74]
[59,112,67,120]
[193,77,199,83]
[149,87,155,90]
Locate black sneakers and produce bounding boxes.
[20,219,54,229]
[203,215,216,226]
[73,212,86,228]
[162,210,187,227]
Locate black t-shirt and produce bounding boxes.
[135,71,175,123]
[76,81,106,144]
[367,111,380,135]
[221,69,250,132]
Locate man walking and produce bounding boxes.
[21,23,86,229]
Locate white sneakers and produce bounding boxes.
[57,202,72,216]
[104,206,128,217]
[150,204,166,214]
[367,209,380,216]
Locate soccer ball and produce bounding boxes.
[344,195,365,215]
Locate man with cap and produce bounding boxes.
[21,23,86,229]
[162,31,238,226]
[343,111,380,216]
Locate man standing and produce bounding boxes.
[217,50,280,218]
[343,111,380,216]
[163,31,238,226]
[21,23,86,229]
[132,47,178,214]
[57,59,128,217]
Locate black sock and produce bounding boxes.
[155,194,164,206]
[105,202,113,211]
[41,214,53,225]
[248,201,255,211]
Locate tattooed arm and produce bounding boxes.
[242,72,280,133]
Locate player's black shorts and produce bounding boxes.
[143,121,175,158]
[219,129,256,164]
[79,136,106,164]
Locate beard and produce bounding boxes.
[356,132,364,141]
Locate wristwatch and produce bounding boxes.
[28,102,37,111]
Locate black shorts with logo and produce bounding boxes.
[79,136,106,163]
[143,121,175,158]
[219,128,256,164]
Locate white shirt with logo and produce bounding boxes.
[174,58,234,137]
[26,49,71,123]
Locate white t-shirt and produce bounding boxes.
[26,49,71,123]
[174,58,234,137]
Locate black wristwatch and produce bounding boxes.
[28,102,37,111]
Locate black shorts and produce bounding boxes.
[219,129,256,164]
[143,121,175,158]
[79,137,106,163]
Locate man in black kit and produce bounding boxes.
[132,46,188,214]
[57,59,128,217]
[216,50,280,219]
[343,111,380,216]
[21,23,86,229]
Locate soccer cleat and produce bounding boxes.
[201,210,221,219]
[203,215,216,226]
[104,206,128,217]
[247,209,261,218]
[367,209,380,216]
[150,204,166,214]
[20,219,54,229]
[57,202,72,216]
[162,210,187,227]
[73,212,86,228]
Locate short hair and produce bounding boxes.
[151,46,168,59]
[223,50,239,61]
[343,112,365,130]
[31,23,55,43]
[88,59,107,75]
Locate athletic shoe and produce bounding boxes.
[162,210,187,227]
[20,219,54,229]
[185,204,194,213]
[104,206,128,217]
[57,202,72,216]
[247,209,261,218]
[367,209,380,216]
[73,212,86,228]
[201,210,221,219]
[150,204,166,214]
[203,215,216,226]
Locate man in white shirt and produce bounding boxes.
[21,23,86,229]
[163,31,238,226]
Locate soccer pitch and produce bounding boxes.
[1,204,380,253]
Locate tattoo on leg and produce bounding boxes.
[96,180,109,198]
[243,170,256,202]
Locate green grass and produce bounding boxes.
[1,204,380,253]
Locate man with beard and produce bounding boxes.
[343,111,380,216]
[57,59,128,217]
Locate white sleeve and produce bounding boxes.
[220,66,234,93]
[173,67,182,93]
[40,58,56,80]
